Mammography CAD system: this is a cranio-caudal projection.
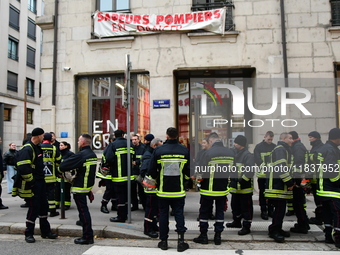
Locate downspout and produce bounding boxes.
[280,0,289,87]
[52,0,59,129]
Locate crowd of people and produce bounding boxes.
[1,126,340,252]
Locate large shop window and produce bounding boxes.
[176,68,255,158]
[191,0,234,31]
[76,73,150,151]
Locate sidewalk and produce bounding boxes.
[0,179,328,244]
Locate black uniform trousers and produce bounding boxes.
[144,193,159,233]
[55,181,72,207]
[102,179,116,205]
[268,199,286,234]
[114,182,128,221]
[292,186,309,228]
[46,182,56,212]
[311,183,323,220]
[74,193,93,240]
[25,179,51,237]
[158,197,187,241]
[131,180,146,209]
[322,198,340,243]
[257,178,274,214]
[231,193,253,229]
[198,195,226,233]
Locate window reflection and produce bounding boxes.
[92,77,111,97]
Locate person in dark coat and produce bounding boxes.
[0,137,9,209]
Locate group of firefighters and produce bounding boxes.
[6,126,340,252]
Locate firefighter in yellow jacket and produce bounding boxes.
[265,132,295,243]
[13,127,58,243]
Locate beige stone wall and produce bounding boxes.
[39,0,340,147]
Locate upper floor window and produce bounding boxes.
[28,0,37,13]
[96,0,130,12]
[9,5,20,31]
[4,108,11,121]
[28,18,36,40]
[27,46,36,68]
[8,37,19,61]
[27,108,34,124]
[331,0,340,26]
[7,71,18,92]
[192,0,234,31]
[27,78,35,96]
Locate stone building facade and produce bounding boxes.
[0,0,43,149]
[36,0,340,153]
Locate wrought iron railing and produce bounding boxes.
[191,1,235,31]
[331,0,340,26]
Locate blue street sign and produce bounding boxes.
[153,100,170,108]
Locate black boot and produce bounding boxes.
[214,232,221,245]
[193,233,208,244]
[158,240,168,250]
[100,203,109,214]
[177,232,189,252]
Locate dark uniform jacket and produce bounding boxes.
[59,145,97,193]
[148,139,190,198]
[41,142,62,183]
[199,140,234,197]
[254,140,276,178]
[140,145,153,178]
[264,141,294,200]
[291,139,308,181]
[308,139,324,181]
[132,142,146,177]
[102,137,135,183]
[316,140,340,200]
[12,141,44,198]
[229,147,255,194]
[140,145,156,194]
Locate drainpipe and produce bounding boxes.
[280,0,289,87]
[52,0,59,129]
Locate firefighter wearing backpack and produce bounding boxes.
[41,133,62,217]
[265,132,295,243]
[12,127,58,243]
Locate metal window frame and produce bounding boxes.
[26,108,34,124]
[9,5,20,31]
[28,0,37,14]
[4,108,12,121]
[26,46,36,68]
[96,0,131,12]
[26,78,35,96]
[8,37,19,60]
[27,18,36,41]
[7,71,18,92]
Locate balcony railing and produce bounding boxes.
[191,1,235,31]
[331,0,340,26]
